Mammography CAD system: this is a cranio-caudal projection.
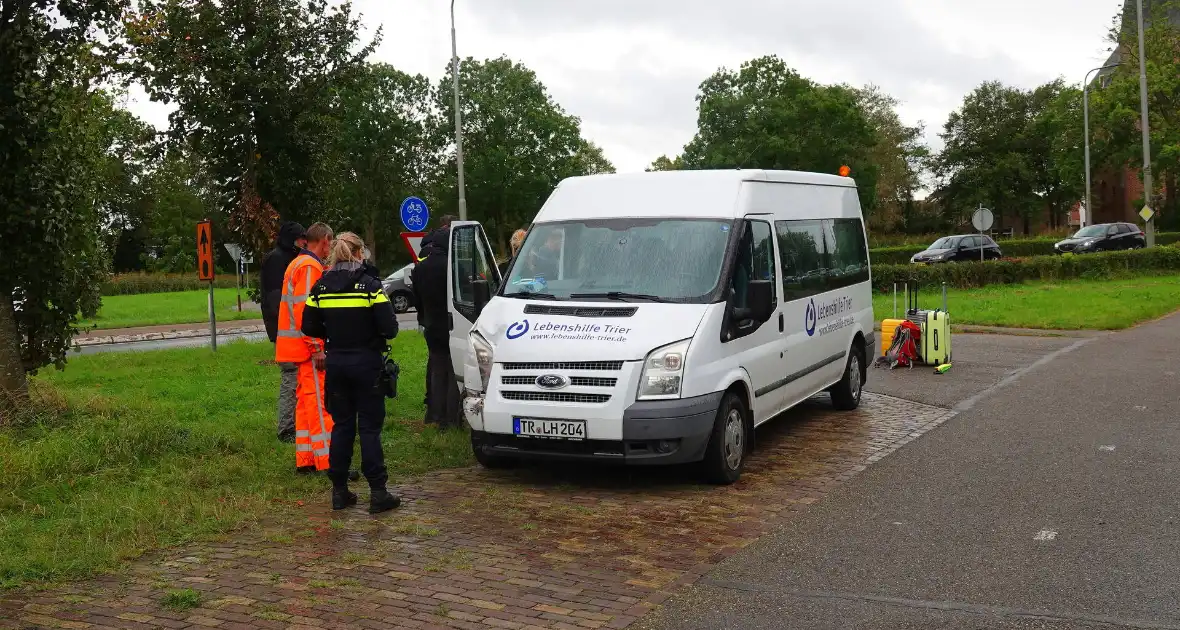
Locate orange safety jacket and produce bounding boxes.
[275,253,326,363]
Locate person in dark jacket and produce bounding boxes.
[411,226,461,427]
[302,232,401,514]
[260,221,307,441]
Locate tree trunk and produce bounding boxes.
[0,289,28,417]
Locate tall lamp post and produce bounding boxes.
[1135,0,1154,246]
[1083,63,1120,228]
[450,0,467,220]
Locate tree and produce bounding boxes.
[935,82,1050,233]
[1031,81,1084,230]
[0,0,127,402]
[677,56,879,212]
[328,63,438,266]
[647,155,683,171]
[852,86,928,232]
[140,148,224,273]
[124,0,378,255]
[433,56,615,255]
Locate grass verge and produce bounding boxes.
[80,288,261,330]
[872,275,1180,330]
[0,332,470,588]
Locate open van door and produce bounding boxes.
[447,221,503,385]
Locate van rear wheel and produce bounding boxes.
[700,392,748,485]
[830,343,865,411]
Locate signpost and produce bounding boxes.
[971,205,994,263]
[401,231,427,263]
[196,220,217,351]
[400,196,430,232]
[224,243,253,312]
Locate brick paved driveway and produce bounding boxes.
[1,393,952,630]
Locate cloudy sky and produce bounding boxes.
[129,0,1125,173]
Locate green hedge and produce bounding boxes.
[101,273,240,296]
[868,232,1180,265]
[871,246,1180,291]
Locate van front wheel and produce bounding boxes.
[830,343,865,411]
[700,392,748,485]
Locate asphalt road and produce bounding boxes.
[643,315,1180,630]
[77,312,420,354]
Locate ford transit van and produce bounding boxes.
[443,169,874,483]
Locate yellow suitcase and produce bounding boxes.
[921,310,951,365]
[880,319,906,356]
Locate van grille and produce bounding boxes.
[501,361,624,371]
[500,376,617,387]
[523,304,638,318]
[501,391,611,404]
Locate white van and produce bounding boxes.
[444,169,874,484]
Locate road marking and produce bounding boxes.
[1134,405,1147,411]
[1099,445,1116,452]
[1033,529,1058,541]
[704,579,1180,629]
[953,338,1093,413]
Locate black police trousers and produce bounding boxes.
[324,351,387,489]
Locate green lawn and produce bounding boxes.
[81,288,260,330]
[0,332,470,587]
[872,275,1180,330]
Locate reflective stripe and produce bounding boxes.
[278,329,305,338]
[314,298,374,308]
[311,363,329,445]
[296,430,310,438]
[314,446,331,457]
[296,444,313,452]
[310,432,329,443]
[371,292,390,304]
[285,275,298,331]
[281,293,308,303]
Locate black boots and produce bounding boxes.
[331,487,358,510]
[331,486,400,514]
[368,488,401,514]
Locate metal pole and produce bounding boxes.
[451,0,467,221]
[1136,0,1155,247]
[893,283,897,319]
[208,282,218,352]
[942,282,948,313]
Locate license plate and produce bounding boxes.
[513,418,586,440]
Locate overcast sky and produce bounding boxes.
[128,0,1125,173]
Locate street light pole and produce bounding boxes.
[1083,63,1120,228]
[1135,0,1154,246]
[450,0,467,221]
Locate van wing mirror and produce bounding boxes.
[746,279,774,323]
[473,279,490,318]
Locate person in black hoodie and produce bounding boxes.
[411,225,461,427]
[302,232,401,513]
[261,221,306,441]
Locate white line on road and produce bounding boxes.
[1099,445,1117,452]
[1033,529,1058,541]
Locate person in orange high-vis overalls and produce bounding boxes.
[276,222,335,473]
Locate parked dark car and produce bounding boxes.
[381,262,416,313]
[910,235,1002,263]
[1054,223,1145,254]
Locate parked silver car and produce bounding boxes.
[381,263,416,313]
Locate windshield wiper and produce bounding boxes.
[568,291,671,303]
[502,291,561,300]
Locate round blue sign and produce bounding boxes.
[399,196,430,232]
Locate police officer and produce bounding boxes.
[302,232,401,513]
[412,224,461,427]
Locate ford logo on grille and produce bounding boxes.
[535,374,569,390]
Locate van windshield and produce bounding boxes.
[504,218,733,303]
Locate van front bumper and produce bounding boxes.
[471,391,723,465]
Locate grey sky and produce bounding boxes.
[127,0,1123,173]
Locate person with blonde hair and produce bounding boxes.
[302,232,401,513]
[499,227,529,278]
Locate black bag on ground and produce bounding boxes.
[380,351,400,399]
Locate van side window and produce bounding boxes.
[775,219,828,301]
[730,220,776,312]
[825,218,870,291]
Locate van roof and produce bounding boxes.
[534,169,856,223]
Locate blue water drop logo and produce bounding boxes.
[804,299,817,337]
[506,319,530,340]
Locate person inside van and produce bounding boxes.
[525,230,562,280]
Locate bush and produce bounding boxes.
[871,245,1180,291]
[101,273,239,296]
[869,231,1180,265]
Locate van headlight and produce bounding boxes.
[468,331,494,392]
[638,339,689,400]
